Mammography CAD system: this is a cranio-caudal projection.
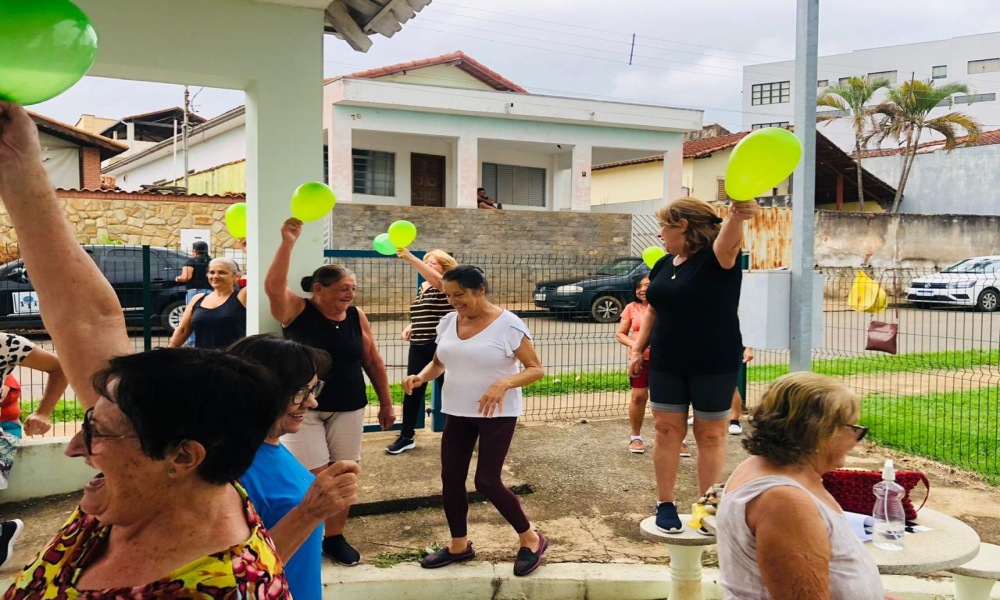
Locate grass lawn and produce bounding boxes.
[862,387,1000,484]
[747,348,999,383]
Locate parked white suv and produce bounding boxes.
[906,256,1000,312]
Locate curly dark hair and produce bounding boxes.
[742,372,859,465]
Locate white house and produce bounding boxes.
[742,32,1000,150]
[104,52,702,210]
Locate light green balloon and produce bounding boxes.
[725,127,803,201]
[642,246,666,269]
[225,203,247,239]
[372,233,396,256]
[387,220,417,248]
[0,0,99,105]
[290,181,336,222]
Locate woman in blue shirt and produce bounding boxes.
[233,334,361,600]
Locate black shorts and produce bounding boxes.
[648,368,739,420]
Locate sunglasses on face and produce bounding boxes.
[292,380,325,405]
[846,424,869,441]
[82,407,139,455]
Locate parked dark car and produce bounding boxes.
[0,245,192,334]
[532,257,650,323]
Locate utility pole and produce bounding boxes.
[183,85,190,190]
[789,0,819,372]
[628,33,636,66]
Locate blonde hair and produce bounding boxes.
[743,372,859,465]
[424,249,458,272]
[655,197,723,255]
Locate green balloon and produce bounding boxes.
[725,127,803,201]
[291,181,337,222]
[642,246,666,269]
[387,220,417,248]
[225,203,247,239]
[372,233,395,256]
[0,0,99,105]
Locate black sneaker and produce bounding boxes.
[513,532,548,577]
[421,541,475,569]
[322,534,361,566]
[0,519,24,568]
[385,436,416,455]
[655,502,683,534]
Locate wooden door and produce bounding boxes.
[410,153,446,207]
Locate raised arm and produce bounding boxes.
[713,200,758,269]
[396,248,445,291]
[264,218,307,326]
[0,102,131,409]
[357,308,394,430]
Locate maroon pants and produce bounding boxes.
[441,415,530,538]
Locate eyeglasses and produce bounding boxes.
[293,380,325,405]
[82,407,139,455]
[846,424,869,441]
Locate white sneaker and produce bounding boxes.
[728,422,743,435]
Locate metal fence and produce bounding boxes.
[5,246,999,481]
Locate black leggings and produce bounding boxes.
[402,342,440,438]
[440,415,530,538]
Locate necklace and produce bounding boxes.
[671,258,687,280]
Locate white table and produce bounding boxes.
[867,508,981,576]
[640,515,716,600]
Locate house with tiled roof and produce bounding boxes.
[592,126,897,214]
[855,128,1000,215]
[104,51,701,211]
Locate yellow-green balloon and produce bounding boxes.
[642,246,666,269]
[372,233,395,256]
[225,203,247,239]
[0,0,99,105]
[387,220,417,248]
[290,182,337,222]
[725,127,803,201]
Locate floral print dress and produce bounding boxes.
[3,483,289,600]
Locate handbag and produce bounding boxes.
[866,270,898,354]
[821,469,930,521]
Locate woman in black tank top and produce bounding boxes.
[264,217,394,566]
[168,257,247,350]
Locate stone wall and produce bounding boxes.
[0,189,244,251]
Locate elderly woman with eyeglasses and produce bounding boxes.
[0,100,291,598]
[716,372,889,600]
[232,335,360,600]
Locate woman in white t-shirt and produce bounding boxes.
[402,266,546,577]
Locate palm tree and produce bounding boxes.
[868,79,983,213]
[816,76,890,212]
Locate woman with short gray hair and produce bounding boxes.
[168,257,247,349]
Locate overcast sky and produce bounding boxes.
[33,0,1000,132]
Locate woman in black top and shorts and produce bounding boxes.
[264,217,395,567]
[386,248,457,455]
[168,257,247,350]
[628,197,758,533]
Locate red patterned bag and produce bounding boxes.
[821,469,930,521]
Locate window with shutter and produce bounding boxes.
[482,163,546,207]
[718,178,727,202]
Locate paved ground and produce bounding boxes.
[2,415,997,582]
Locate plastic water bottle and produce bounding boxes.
[872,459,906,550]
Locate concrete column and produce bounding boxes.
[456,135,478,208]
[571,144,592,211]
[664,145,684,202]
[245,58,324,335]
[328,106,354,205]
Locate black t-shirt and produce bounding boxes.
[646,246,743,376]
[183,256,211,290]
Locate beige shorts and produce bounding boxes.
[281,408,365,471]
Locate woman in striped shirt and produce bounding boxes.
[386,248,458,455]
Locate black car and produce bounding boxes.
[0,245,193,334]
[533,257,650,323]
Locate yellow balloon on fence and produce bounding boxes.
[848,271,887,313]
[225,203,247,239]
[387,220,417,248]
[725,127,803,201]
[290,182,337,222]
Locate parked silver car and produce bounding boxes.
[906,256,1000,312]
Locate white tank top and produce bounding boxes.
[716,475,884,600]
